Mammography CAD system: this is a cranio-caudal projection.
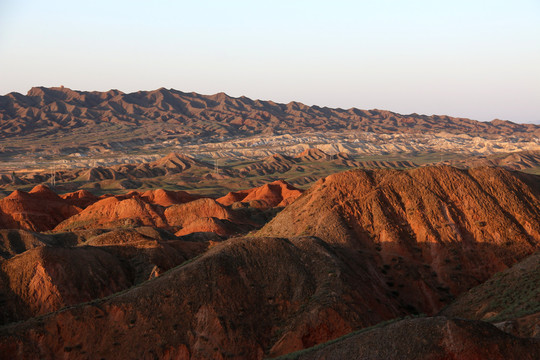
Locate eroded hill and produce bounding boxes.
[258,166,540,313]
[0,166,538,359]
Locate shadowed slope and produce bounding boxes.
[0,229,91,259]
[441,251,540,338]
[277,317,540,360]
[0,246,130,325]
[0,227,208,325]
[0,236,415,359]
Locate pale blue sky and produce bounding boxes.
[1,0,539,123]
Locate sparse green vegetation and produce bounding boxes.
[270,314,427,360]
[442,252,540,324]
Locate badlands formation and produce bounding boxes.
[0,166,538,359]
[0,87,539,359]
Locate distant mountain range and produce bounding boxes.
[1,87,538,142]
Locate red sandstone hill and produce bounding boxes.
[0,236,414,359]
[60,189,99,208]
[0,166,539,358]
[139,188,200,207]
[258,166,540,314]
[54,195,168,231]
[217,180,303,209]
[0,181,294,236]
[0,185,204,232]
[163,198,251,236]
[54,190,267,236]
[0,227,208,325]
[163,198,235,227]
[0,185,81,231]
[174,217,246,237]
[0,186,203,232]
[1,86,537,145]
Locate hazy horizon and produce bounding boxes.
[1,0,539,124]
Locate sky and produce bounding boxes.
[0,0,539,124]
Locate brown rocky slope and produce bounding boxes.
[0,227,208,325]
[277,316,540,360]
[440,250,540,338]
[0,153,212,187]
[0,236,407,359]
[1,86,537,143]
[449,150,540,171]
[1,233,538,359]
